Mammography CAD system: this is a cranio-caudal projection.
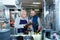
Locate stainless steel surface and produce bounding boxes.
[21,0,42,9]
[55,0,60,31]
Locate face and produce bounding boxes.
[21,10,27,18]
[30,10,36,16]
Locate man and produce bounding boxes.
[29,9,42,32]
[14,10,28,33]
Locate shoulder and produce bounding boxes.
[35,15,40,19]
[35,15,38,17]
[25,17,28,21]
[36,15,39,19]
[26,17,28,19]
[38,17,40,20]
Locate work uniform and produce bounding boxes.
[29,15,41,32]
[14,17,28,33]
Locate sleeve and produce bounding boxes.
[14,17,24,28]
[37,17,42,27]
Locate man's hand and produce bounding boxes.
[37,27,42,32]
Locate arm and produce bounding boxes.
[38,17,42,27]
[37,17,42,31]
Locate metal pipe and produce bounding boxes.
[55,0,60,31]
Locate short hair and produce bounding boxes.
[21,10,26,13]
[21,10,27,15]
[31,8,35,11]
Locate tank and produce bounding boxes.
[0,29,10,40]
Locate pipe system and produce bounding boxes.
[55,0,60,31]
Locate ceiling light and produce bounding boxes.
[33,2,41,4]
[35,9,39,11]
[29,5,37,6]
